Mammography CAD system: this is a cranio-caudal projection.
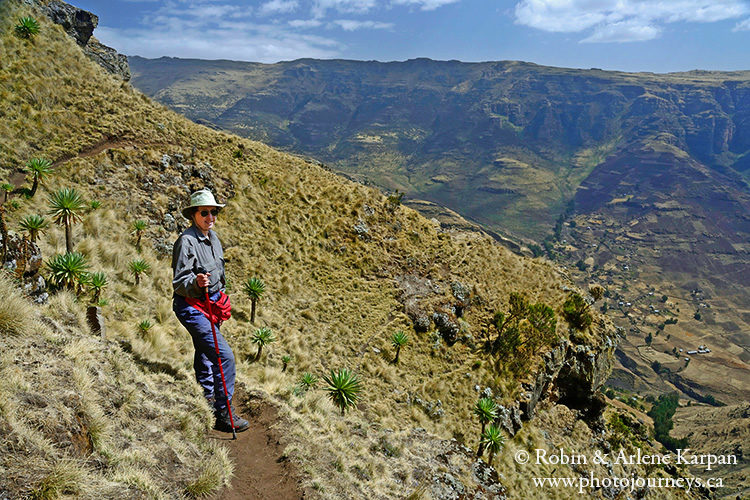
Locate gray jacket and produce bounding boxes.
[172,225,226,298]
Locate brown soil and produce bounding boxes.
[210,390,308,500]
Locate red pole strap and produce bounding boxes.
[205,290,236,437]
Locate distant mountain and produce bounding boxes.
[129,56,750,236]
[130,56,750,404]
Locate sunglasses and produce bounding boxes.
[199,209,219,217]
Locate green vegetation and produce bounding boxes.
[18,214,48,244]
[323,368,362,415]
[489,293,557,373]
[473,397,497,457]
[14,16,39,39]
[242,277,265,323]
[562,292,592,331]
[87,271,108,304]
[46,252,89,292]
[48,188,86,253]
[646,392,688,452]
[479,425,504,465]
[390,330,409,364]
[24,157,52,198]
[1,183,13,203]
[138,319,153,335]
[131,219,148,252]
[251,326,275,360]
[295,372,318,395]
[281,354,291,371]
[128,258,151,285]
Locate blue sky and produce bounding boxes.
[71,0,750,72]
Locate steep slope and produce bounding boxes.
[128,55,750,411]
[1,2,707,498]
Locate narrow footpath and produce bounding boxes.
[210,390,307,500]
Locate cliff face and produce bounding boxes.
[497,327,616,436]
[37,0,130,81]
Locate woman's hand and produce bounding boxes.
[196,272,211,289]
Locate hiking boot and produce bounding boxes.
[214,406,250,433]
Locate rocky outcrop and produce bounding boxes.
[400,428,507,499]
[1,231,47,303]
[84,37,131,82]
[38,0,130,81]
[499,326,617,435]
[40,0,96,46]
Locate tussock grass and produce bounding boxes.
[0,272,37,336]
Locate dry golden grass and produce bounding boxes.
[0,2,663,498]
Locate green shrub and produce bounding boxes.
[562,292,592,331]
[15,16,40,39]
[242,277,266,323]
[128,259,151,285]
[473,397,497,457]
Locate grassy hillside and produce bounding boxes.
[0,2,702,498]
[129,45,750,417]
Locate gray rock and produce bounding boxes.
[39,0,131,81]
[160,154,172,171]
[353,218,369,239]
[84,39,131,81]
[41,0,97,46]
[433,311,459,344]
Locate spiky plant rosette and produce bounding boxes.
[48,188,86,240]
[18,214,48,243]
[242,277,266,299]
[251,326,275,346]
[323,368,362,415]
[390,330,408,348]
[46,252,89,291]
[294,372,318,395]
[15,16,40,39]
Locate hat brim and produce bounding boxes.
[181,204,225,219]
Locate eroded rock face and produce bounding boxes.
[40,0,97,46]
[517,329,617,429]
[37,0,131,81]
[84,38,131,81]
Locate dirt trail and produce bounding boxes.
[210,390,307,500]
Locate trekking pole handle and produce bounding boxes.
[196,266,211,290]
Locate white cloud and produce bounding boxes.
[331,19,394,30]
[733,17,750,30]
[289,18,324,28]
[90,1,344,62]
[259,0,300,15]
[514,0,750,42]
[581,20,660,43]
[311,0,377,18]
[390,0,460,11]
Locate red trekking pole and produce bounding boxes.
[200,269,236,440]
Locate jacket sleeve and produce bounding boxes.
[172,235,200,298]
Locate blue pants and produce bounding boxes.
[173,292,235,411]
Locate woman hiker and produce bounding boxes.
[172,188,250,433]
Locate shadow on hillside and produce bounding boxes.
[118,340,185,380]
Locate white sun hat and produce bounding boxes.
[181,189,225,218]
